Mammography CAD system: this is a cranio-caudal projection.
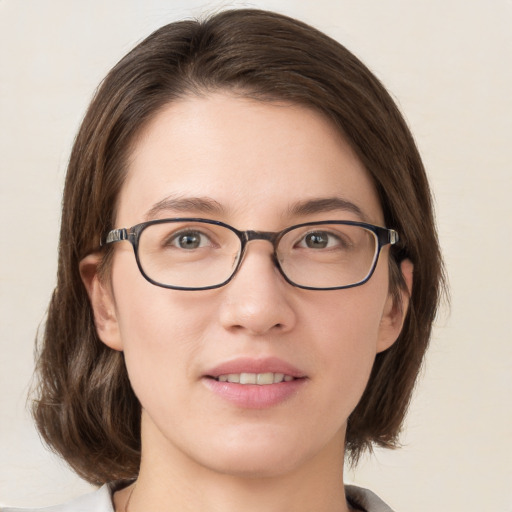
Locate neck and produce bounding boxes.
[119,415,352,512]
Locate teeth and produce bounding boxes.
[215,372,295,385]
[240,373,256,384]
[257,372,273,385]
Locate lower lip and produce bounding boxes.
[202,378,306,409]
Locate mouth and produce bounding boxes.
[210,372,297,385]
[203,357,307,408]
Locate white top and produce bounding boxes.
[1,486,112,512]
[1,484,394,512]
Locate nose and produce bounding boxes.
[219,241,297,336]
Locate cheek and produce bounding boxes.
[110,254,217,400]
[304,281,389,410]
[112,249,214,340]
[308,280,387,356]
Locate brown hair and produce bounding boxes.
[33,8,444,484]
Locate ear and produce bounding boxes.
[79,253,123,351]
[376,259,414,353]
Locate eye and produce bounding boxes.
[298,231,341,249]
[168,230,211,250]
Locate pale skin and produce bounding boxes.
[80,92,413,512]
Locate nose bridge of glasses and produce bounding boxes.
[243,230,281,250]
[235,230,281,280]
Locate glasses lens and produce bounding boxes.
[277,224,378,289]
[137,221,241,289]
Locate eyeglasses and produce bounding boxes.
[102,218,399,291]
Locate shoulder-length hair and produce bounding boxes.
[33,8,444,484]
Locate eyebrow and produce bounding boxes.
[144,195,369,223]
[287,197,369,221]
[144,195,226,220]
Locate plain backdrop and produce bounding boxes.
[1,1,511,511]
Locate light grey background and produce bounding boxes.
[1,1,511,511]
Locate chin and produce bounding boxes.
[191,426,320,479]
[202,448,304,479]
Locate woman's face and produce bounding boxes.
[85,93,409,479]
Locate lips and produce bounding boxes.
[202,357,307,409]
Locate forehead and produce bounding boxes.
[117,93,383,228]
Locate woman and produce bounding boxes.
[5,8,443,512]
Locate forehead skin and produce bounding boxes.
[117,93,384,230]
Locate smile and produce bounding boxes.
[214,372,296,385]
[203,357,307,407]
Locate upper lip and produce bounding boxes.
[205,357,306,378]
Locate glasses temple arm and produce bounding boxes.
[101,228,129,247]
